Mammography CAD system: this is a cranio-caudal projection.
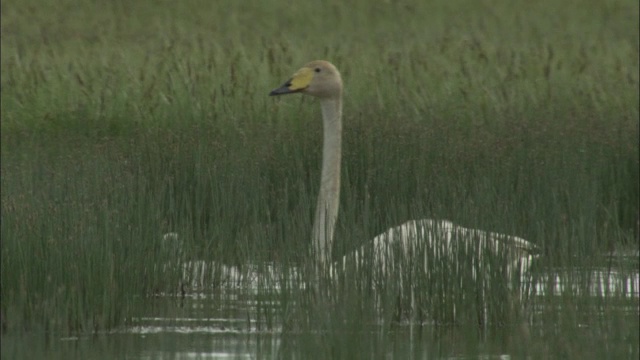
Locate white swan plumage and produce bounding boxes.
[270,60,539,279]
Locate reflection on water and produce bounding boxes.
[114,260,638,359]
[534,268,639,298]
[3,259,638,359]
[177,259,640,298]
[120,283,291,359]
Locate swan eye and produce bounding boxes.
[314,68,321,73]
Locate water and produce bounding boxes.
[3,262,638,359]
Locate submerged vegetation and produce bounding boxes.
[1,0,638,357]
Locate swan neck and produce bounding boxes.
[313,97,342,267]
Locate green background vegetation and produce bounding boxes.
[1,0,638,358]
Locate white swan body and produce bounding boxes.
[163,219,538,291]
[338,219,537,286]
[270,60,539,277]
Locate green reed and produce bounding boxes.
[1,0,638,357]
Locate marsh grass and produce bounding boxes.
[1,0,638,357]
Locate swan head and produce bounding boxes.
[269,60,342,99]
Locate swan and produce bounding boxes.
[269,60,539,281]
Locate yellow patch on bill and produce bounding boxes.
[288,67,313,91]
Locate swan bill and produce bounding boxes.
[269,67,314,96]
[269,80,303,96]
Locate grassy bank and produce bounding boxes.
[1,0,638,354]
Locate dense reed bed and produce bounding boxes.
[1,0,638,357]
